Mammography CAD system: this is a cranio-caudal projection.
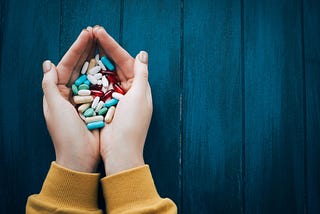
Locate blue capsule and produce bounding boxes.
[74,75,87,86]
[104,98,119,107]
[101,56,115,71]
[87,121,105,130]
[84,80,90,86]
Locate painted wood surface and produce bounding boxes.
[0,0,319,213]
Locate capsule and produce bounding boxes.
[72,84,78,95]
[73,95,93,104]
[98,60,106,70]
[88,58,96,71]
[112,92,124,100]
[91,96,100,109]
[114,83,125,95]
[78,89,91,96]
[78,103,91,113]
[98,107,108,116]
[79,84,90,90]
[85,115,104,124]
[105,98,119,107]
[95,101,105,112]
[106,74,117,84]
[90,84,103,90]
[83,108,95,117]
[74,75,87,86]
[91,90,104,97]
[105,106,116,123]
[101,56,115,71]
[81,61,89,74]
[87,74,98,85]
[101,89,114,102]
[87,121,105,130]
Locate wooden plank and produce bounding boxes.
[121,0,181,209]
[303,0,320,213]
[244,0,305,213]
[183,0,243,213]
[0,0,60,213]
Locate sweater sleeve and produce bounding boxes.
[26,162,102,214]
[101,165,177,214]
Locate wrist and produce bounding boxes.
[56,156,98,173]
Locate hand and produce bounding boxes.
[94,27,153,176]
[42,27,100,173]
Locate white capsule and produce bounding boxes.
[78,89,91,96]
[85,115,104,124]
[102,75,109,88]
[81,61,89,74]
[97,80,103,85]
[87,74,98,84]
[91,96,100,109]
[102,87,108,93]
[112,92,124,100]
[95,101,105,112]
[98,60,107,70]
[105,106,116,123]
[108,83,114,90]
[88,65,101,75]
[95,53,100,64]
[94,73,102,80]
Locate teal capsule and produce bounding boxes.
[84,80,90,85]
[98,107,108,116]
[101,56,115,71]
[104,98,118,107]
[87,121,105,130]
[83,108,95,117]
[71,84,78,95]
[74,75,87,86]
[78,84,89,90]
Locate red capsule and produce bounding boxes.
[101,89,114,102]
[89,84,103,90]
[114,83,125,95]
[91,90,104,97]
[106,74,118,84]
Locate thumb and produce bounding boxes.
[131,51,149,92]
[42,60,60,107]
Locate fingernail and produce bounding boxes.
[43,60,51,73]
[138,51,148,64]
[93,24,100,28]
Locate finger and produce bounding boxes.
[93,27,134,78]
[57,29,92,85]
[42,60,61,108]
[131,51,149,92]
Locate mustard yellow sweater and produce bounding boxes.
[26,162,177,214]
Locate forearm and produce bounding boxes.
[101,165,177,214]
[26,162,102,214]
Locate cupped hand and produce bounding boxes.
[42,28,100,173]
[94,27,153,176]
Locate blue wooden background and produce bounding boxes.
[0,0,319,213]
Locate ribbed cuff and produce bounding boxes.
[39,162,100,210]
[101,165,161,213]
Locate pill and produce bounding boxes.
[102,75,109,88]
[95,53,100,64]
[112,92,124,100]
[97,80,103,85]
[74,75,87,86]
[95,101,104,112]
[94,73,102,80]
[105,98,118,107]
[78,103,91,113]
[91,90,104,97]
[90,84,102,91]
[79,84,90,90]
[72,84,78,95]
[98,60,106,70]
[98,107,108,116]
[73,95,93,104]
[85,115,104,124]
[91,96,100,109]
[84,80,91,85]
[87,121,105,130]
[88,65,101,75]
[101,89,114,102]
[88,58,96,71]
[106,74,117,84]
[105,106,116,123]
[108,83,114,91]
[114,83,125,95]
[87,74,98,84]
[102,87,107,93]
[78,89,91,96]
[101,56,115,71]
[81,61,89,74]
[84,108,95,117]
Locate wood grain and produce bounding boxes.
[183,0,243,213]
[244,0,305,213]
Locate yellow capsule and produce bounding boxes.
[105,106,116,123]
[73,95,93,104]
[85,115,104,124]
[78,103,91,113]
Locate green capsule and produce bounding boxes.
[78,84,90,90]
[98,107,108,116]
[72,84,78,95]
[83,108,95,117]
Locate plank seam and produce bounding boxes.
[301,0,308,213]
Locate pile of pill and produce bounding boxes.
[72,54,125,130]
